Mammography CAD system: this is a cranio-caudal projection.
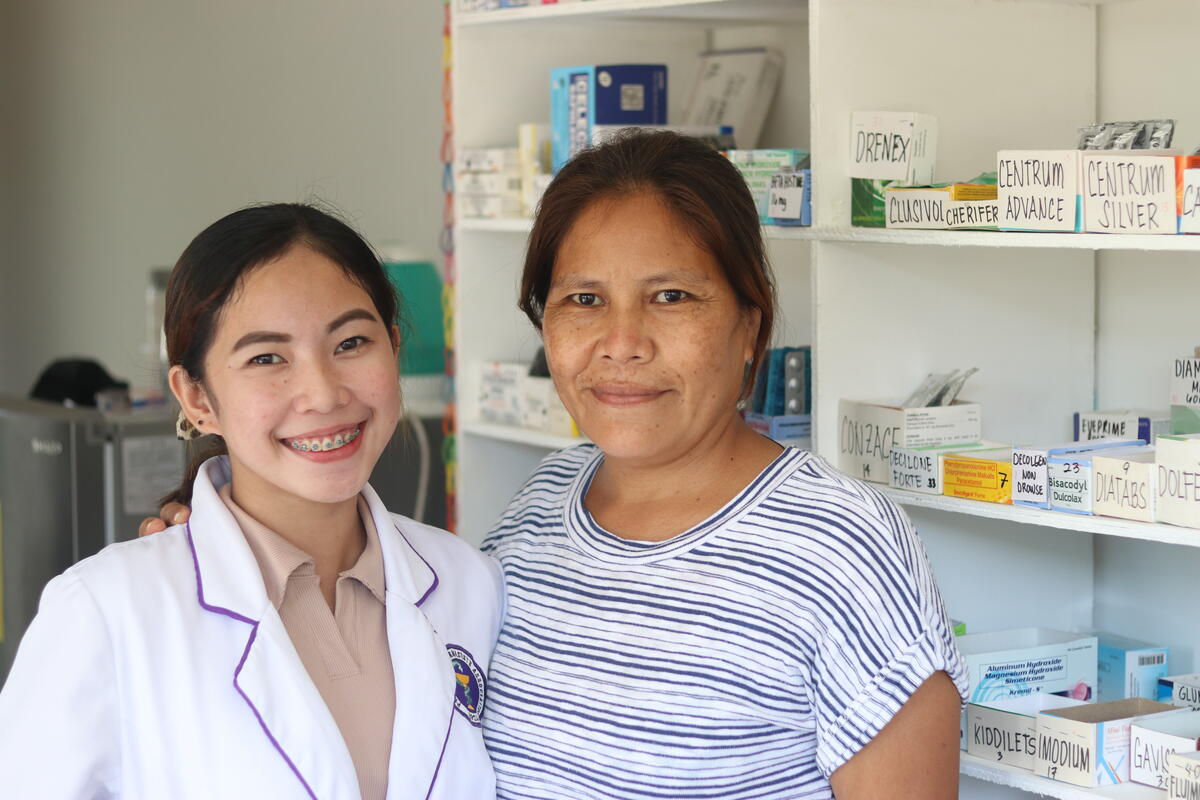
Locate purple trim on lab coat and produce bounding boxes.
[425,711,455,800]
[186,523,318,800]
[391,520,440,607]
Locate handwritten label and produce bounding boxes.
[1171,359,1200,407]
[849,111,934,182]
[768,172,807,220]
[1156,435,1200,527]
[890,447,940,493]
[1093,458,1154,521]
[886,190,946,229]
[1012,448,1051,506]
[1175,683,1200,710]
[1038,726,1094,784]
[1077,412,1139,441]
[1049,459,1092,513]
[1181,169,1200,234]
[946,200,999,229]
[1132,731,1181,789]
[1167,752,1200,799]
[1083,154,1175,234]
[998,150,1078,231]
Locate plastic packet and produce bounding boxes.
[1109,122,1144,149]
[936,367,979,407]
[902,372,953,409]
[1146,119,1175,149]
[1078,124,1112,150]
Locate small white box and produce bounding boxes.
[1092,448,1157,522]
[849,111,937,184]
[521,376,579,439]
[457,193,524,220]
[966,693,1088,771]
[1156,435,1200,528]
[1013,439,1144,509]
[1131,711,1200,788]
[997,150,1081,232]
[838,398,981,485]
[1074,409,1170,444]
[1168,751,1200,799]
[456,147,520,174]
[1082,152,1177,235]
[1160,675,1200,710]
[1049,445,1149,516]
[1035,698,1184,787]
[478,361,526,426]
[456,171,522,196]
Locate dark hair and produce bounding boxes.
[162,202,399,506]
[518,130,776,393]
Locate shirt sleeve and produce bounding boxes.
[0,571,121,798]
[809,492,967,778]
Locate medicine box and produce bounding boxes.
[837,399,982,485]
[1097,633,1169,703]
[457,193,523,220]
[1081,152,1177,235]
[1048,445,1147,516]
[889,441,1003,496]
[768,169,812,227]
[478,362,527,426]
[744,413,811,448]
[1160,675,1200,709]
[1168,751,1200,799]
[456,147,520,174]
[550,64,667,172]
[1035,698,1183,787]
[884,183,997,230]
[1012,439,1143,509]
[521,377,579,439]
[957,628,1097,753]
[1092,447,1157,523]
[725,149,808,223]
[680,48,783,150]
[943,447,1014,504]
[1171,357,1200,435]
[1130,711,1200,788]
[1074,409,1170,444]
[1178,157,1200,234]
[851,178,894,228]
[1155,434,1200,528]
[967,694,1088,771]
[849,111,937,184]
[456,172,523,196]
[997,150,1081,232]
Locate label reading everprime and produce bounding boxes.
[1083,154,1176,234]
[998,150,1079,232]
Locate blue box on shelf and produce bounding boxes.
[550,64,667,172]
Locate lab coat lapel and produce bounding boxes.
[188,457,360,799]
[360,486,459,800]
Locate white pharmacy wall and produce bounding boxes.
[2,0,444,396]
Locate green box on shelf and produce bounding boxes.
[851,178,895,227]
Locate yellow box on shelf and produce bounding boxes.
[943,446,1014,504]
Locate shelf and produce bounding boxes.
[456,0,808,27]
[458,219,1200,251]
[457,217,820,240]
[960,754,1163,799]
[460,420,587,451]
[814,228,1200,252]
[880,488,1200,549]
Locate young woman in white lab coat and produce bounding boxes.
[0,204,503,799]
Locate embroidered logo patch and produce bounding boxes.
[446,644,486,727]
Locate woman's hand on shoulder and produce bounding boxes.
[829,671,961,800]
[138,502,191,537]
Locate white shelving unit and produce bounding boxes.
[450,1,1200,797]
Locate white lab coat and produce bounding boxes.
[0,456,504,799]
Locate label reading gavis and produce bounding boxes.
[998,151,1078,231]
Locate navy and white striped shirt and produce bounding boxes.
[481,445,967,799]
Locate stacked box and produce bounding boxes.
[838,399,982,485]
[1097,633,1170,702]
[457,147,522,219]
[1074,409,1170,444]
[518,123,552,215]
[725,149,808,223]
[550,64,667,172]
[1035,698,1184,787]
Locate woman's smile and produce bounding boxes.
[281,420,367,460]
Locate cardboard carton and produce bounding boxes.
[1156,434,1200,528]
[885,183,997,230]
[943,447,1014,504]
[838,398,982,484]
[997,150,1081,232]
[1082,152,1177,234]
[1035,698,1183,787]
[1131,711,1200,788]
[967,693,1088,770]
[1049,445,1148,516]
[1160,675,1200,710]
[1092,448,1158,522]
[1168,751,1200,799]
